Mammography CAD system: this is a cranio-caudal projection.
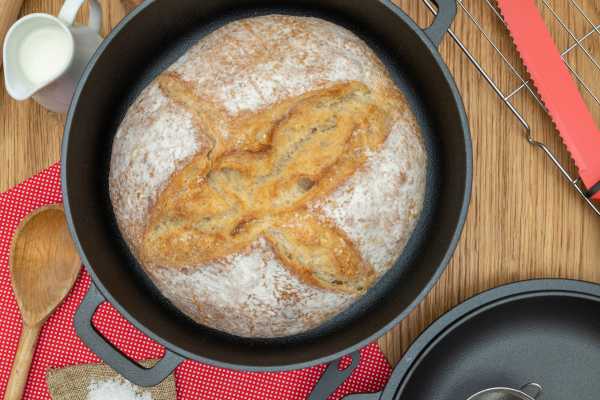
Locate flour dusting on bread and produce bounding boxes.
[315,119,426,273]
[172,16,397,115]
[109,83,202,249]
[150,238,353,337]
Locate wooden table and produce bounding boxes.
[1,0,599,367]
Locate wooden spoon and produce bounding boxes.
[0,0,26,69]
[5,205,81,400]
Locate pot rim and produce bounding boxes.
[61,0,472,371]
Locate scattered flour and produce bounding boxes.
[150,237,354,338]
[109,82,201,247]
[315,119,427,273]
[87,378,153,400]
[171,15,388,115]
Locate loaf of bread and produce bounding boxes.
[109,15,427,337]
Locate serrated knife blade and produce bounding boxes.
[497,0,600,201]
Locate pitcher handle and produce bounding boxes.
[58,0,102,33]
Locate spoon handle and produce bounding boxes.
[4,324,42,400]
[0,0,25,68]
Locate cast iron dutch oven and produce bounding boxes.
[309,279,600,400]
[62,0,472,387]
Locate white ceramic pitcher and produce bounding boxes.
[3,0,102,112]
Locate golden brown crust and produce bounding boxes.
[140,79,396,293]
[265,211,376,293]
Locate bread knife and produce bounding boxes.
[498,0,600,201]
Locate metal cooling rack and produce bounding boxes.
[422,0,600,216]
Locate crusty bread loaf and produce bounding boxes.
[109,15,427,337]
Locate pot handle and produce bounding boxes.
[520,383,543,399]
[74,284,184,387]
[343,394,382,400]
[58,0,102,33]
[422,0,457,47]
[308,352,381,400]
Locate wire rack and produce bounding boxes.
[421,0,600,216]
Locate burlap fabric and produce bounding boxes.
[46,360,176,400]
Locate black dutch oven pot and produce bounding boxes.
[62,0,472,387]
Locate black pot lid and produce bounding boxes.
[381,279,600,400]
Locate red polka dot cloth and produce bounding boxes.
[0,163,392,399]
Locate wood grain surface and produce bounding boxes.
[1,0,599,368]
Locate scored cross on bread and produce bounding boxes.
[141,75,398,294]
